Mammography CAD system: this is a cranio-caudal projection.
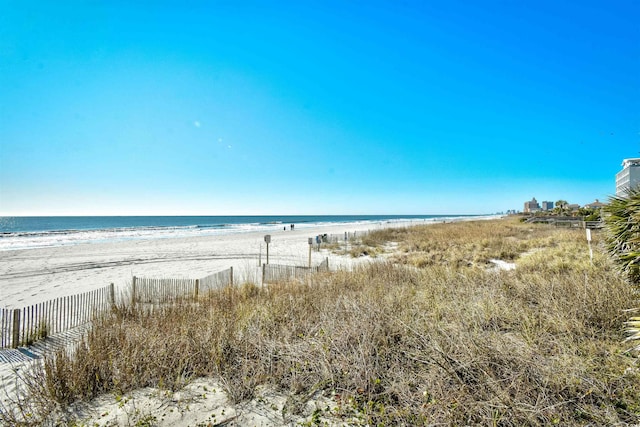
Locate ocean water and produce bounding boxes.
[0,215,472,251]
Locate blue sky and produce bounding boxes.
[1,0,638,215]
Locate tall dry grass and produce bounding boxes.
[2,218,639,426]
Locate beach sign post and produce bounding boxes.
[308,237,313,267]
[264,234,271,264]
[586,228,593,265]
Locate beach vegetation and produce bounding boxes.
[1,218,639,426]
[342,244,385,258]
[554,199,569,215]
[319,227,406,258]
[577,206,602,221]
[602,185,640,353]
[603,185,640,284]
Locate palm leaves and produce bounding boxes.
[603,185,640,284]
[554,200,569,216]
[625,316,640,352]
[603,185,640,353]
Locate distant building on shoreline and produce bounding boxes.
[519,197,605,216]
[541,201,554,211]
[616,158,640,196]
[585,199,605,209]
[524,197,540,213]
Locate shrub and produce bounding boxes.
[603,185,640,284]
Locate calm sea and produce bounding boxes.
[0,215,472,251]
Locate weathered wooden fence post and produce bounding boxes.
[12,308,20,348]
[194,279,200,299]
[229,267,234,286]
[131,276,137,305]
[262,263,266,287]
[1,309,4,348]
[109,283,115,309]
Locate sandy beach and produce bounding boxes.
[0,220,423,309]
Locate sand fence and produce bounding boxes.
[1,285,113,349]
[0,223,412,349]
[131,267,233,305]
[262,257,329,284]
[1,255,332,350]
[0,268,233,349]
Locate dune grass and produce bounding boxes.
[2,218,640,426]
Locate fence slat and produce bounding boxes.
[56,297,61,335]
[12,309,21,348]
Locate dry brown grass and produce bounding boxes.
[3,218,640,426]
[386,220,558,268]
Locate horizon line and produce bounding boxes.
[0,212,492,218]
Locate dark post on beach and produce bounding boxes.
[264,234,271,264]
[308,237,313,267]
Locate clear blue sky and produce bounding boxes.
[1,0,638,216]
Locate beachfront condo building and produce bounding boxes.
[541,201,554,211]
[616,158,640,196]
[524,197,540,213]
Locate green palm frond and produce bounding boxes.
[604,185,640,354]
[603,185,640,285]
[624,317,640,352]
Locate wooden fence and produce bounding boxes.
[262,258,329,285]
[200,268,233,293]
[1,260,322,349]
[584,221,604,229]
[1,284,113,349]
[314,231,367,246]
[0,268,235,349]
[132,276,197,304]
[132,267,234,304]
[554,219,587,228]
[526,216,604,229]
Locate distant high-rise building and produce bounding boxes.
[616,158,640,196]
[541,201,554,211]
[524,197,540,213]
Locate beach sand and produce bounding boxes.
[0,221,405,309]
[65,377,345,426]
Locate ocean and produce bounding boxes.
[0,215,474,251]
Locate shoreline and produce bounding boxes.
[0,215,477,252]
